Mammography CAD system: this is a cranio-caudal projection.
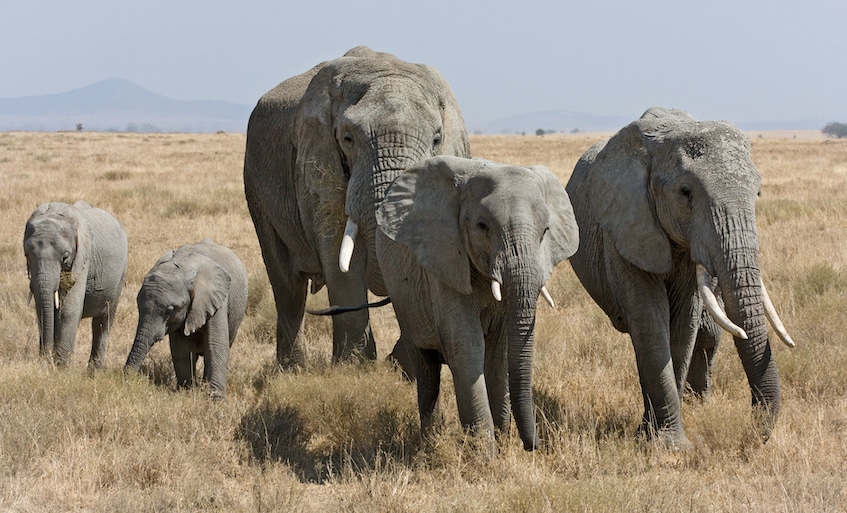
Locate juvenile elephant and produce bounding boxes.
[23,201,128,367]
[375,156,579,450]
[566,107,795,448]
[124,239,248,399]
[244,46,470,368]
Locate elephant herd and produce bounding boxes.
[22,46,796,452]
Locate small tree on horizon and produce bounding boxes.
[76,123,83,132]
[822,122,847,138]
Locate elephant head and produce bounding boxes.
[125,250,232,371]
[578,107,793,439]
[23,202,90,357]
[378,156,579,450]
[295,47,471,290]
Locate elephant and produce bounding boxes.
[124,239,248,400]
[243,46,470,368]
[374,156,579,451]
[23,201,128,367]
[566,107,795,448]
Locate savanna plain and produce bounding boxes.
[0,130,845,512]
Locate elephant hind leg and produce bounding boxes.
[686,311,720,400]
[414,347,443,437]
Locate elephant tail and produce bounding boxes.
[307,297,392,316]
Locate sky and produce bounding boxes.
[2,0,845,131]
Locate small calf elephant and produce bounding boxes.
[124,239,248,399]
[24,201,128,367]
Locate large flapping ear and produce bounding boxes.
[528,165,580,282]
[587,118,672,274]
[293,64,347,206]
[184,254,231,336]
[377,156,473,294]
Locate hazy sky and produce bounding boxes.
[2,1,845,130]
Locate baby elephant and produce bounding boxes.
[124,239,248,399]
[24,201,128,367]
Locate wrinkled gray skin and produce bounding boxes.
[244,46,470,367]
[124,239,248,399]
[376,156,579,451]
[567,107,783,448]
[23,201,127,367]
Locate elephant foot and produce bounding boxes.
[635,422,693,452]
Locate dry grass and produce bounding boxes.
[1,130,845,512]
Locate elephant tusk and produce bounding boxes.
[761,280,796,348]
[491,280,502,302]
[54,290,60,310]
[696,264,748,340]
[338,218,358,273]
[540,286,555,308]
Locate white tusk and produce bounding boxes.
[696,264,748,340]
[491,280,502,302]
[54,290,60,310]
[761,280,796,348]
[338,218,358,273]
[540,286,555,308]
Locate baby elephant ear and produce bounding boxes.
[377,156,473,295]
[528,165,579,282]
[184,254,231,336]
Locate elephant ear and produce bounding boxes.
[293,65,347,208]
[588,119,672,274]
[377,156,473,295]
[184,254,231,336]
[528,165,580,282]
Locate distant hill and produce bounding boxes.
[0,79,253,133]
[475,108,841,135]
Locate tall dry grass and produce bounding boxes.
[0,130,845,512]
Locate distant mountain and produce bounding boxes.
[474,109,632,135]
[0,79,253,133]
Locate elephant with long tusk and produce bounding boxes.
[566,107,796,449]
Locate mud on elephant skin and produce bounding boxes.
[566,107,795,448]
[243,46,470,368]
[376,156,579,451]
[23,201,128,367]
[124,239,248,400]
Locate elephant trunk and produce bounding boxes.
[32,266,59,357]
[501,243,542,451]
[124,325,160,371]
[713,230,781,439]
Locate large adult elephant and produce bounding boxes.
[244,46,470,367]
[23,201,128,367]
[566,107,795,448]
[375,156,579,450]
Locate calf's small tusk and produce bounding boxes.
[54,290,60,310]
[491,280,502,302]
[338,218,358,273]
[696,264,748,340]
[761,280,796,348]
[540,286,555,308]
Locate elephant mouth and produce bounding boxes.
[696,264,795,347]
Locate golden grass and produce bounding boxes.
[1,130,846,511]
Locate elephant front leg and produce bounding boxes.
[54,302,83,366]
[322,244,377,362]
[203,310,231,400]
[686,310,721,399]
[669,290,700,401]
[89,303,116,368]
[169,334,197,389]
[413,347,443,437]
[484,320,510,435]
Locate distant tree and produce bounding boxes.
[536,129,545,136]
[76,123,83,132]
[822,122,847,139]
[570,127,581,134]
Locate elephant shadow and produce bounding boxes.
[237,398,420,483]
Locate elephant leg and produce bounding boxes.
[170,334,196,389]
[387,335,415,382]
[484,318,510,435]
[322,243,376,362]
[253,218,308,368]
[413,346,443,437]
[88,302,116,368]
[54,305,82,366]
[203,312,230,400]
[686,309,720,399]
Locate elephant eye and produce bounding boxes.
[476,220,488,232]
[540,226,549,243]
[342,131,353,145]
[61,250,71,265]
[680,184,692,197]
[432,131,442,151]
[166,305,175,314]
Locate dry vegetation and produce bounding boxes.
[0,130,845,512]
